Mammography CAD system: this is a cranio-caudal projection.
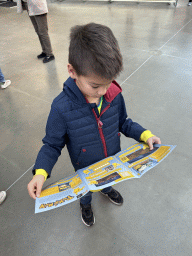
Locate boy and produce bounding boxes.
[28,23,161,226]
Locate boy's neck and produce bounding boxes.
[86,96,100,105]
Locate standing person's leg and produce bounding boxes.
[0,68,5,83]
[29,15,47,58]
[0,68,11,89]
[22,2,46,57]
[23,0,54,62]
[33,14,55,63]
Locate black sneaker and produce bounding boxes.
[43,55,55,63]
[100,188,123,205]
[80,203,95,226]
[37,52,47,59]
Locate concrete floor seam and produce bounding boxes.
[121,18,192,86]
[158,18,192,51]
[10,87,52,104]
[5,164,34,191]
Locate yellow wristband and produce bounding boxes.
[140,130,155,143]
[34,169,48,181]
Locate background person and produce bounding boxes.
[0,191,6,204]
[0,68,11,89]
[17,0,55,63]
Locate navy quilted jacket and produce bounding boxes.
[33,77,146,178]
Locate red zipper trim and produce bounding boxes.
[92,105,110,158]
[85,97,110,158]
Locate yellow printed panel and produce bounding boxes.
[150,146,170,162]
[120,156,129,163]
[119,146,141,160]
[69,177,82,188]
[125,143,140,150]
[88,180,98,185]
[88,157,113,171]
[128,157,149,168]
[40,186,59,198]
[85,170,108,180]
[99,169,121,179]
[83,169,90,174]
[53,175,78,186]
[73,186,85,195]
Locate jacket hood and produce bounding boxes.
[63,77,122,105]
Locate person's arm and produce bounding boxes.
[119,93,146,141]
[28,104,67,199]
[32,104,67,178]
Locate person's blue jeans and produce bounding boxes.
[0,68,5,83]
[80,186,113,205]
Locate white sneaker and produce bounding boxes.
[0,191,6,204]
[1,80,11,89]
[188,2,191,5]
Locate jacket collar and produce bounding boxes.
[105,80,122,103]
[63,77,122,105]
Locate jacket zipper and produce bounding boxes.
[92,105,110,158]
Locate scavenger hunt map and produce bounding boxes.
[35,143,176,213]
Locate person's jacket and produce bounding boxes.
[32,77,146,178]
[17,0,48,16]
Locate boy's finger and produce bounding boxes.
[36,182,43,198]
[28,185,37,200]
[149,140,153,150]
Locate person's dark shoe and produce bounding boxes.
[43,55,55,63]
[37,52,47,59]
[100,188,123,205]
[80,203,95,226]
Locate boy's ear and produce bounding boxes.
[67,64,77,79]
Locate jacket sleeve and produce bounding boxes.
[32,104,67,178]
[119,93,146,142]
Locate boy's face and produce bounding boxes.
[68,64,113,100]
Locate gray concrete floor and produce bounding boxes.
[0,0,192,255]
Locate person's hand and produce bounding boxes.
[27,175,45,200]
[146,136,161,150]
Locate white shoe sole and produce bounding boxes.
[1,80,11,89]
[0,191,6,204]
[81,214,95,226]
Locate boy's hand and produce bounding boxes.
[147,136,161,150]
[27,175,45,200]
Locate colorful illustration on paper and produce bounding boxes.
[35,143,176,213]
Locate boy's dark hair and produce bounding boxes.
[69,23,123,80]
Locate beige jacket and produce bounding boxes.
[17,0,48,16]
